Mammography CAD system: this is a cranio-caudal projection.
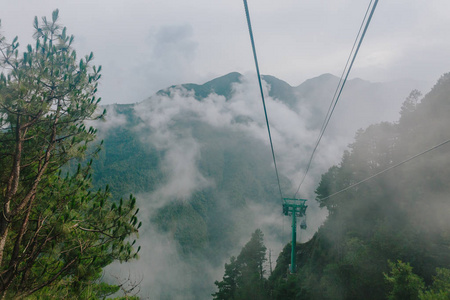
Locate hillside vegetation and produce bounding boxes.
[264,74,450,299]
[91,72,436,299]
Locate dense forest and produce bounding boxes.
[214,74,450,299]
[89,68,433,298]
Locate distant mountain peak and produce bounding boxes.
[155,72,243,100]
[317,73,338,80]
[297,73,339,87]
[204,72,242,86]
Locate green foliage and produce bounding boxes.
[419,268,450,300]
[268,73,450,299]
[384,260,425,300]
[91,104,163,199]
[383,262,450,300]
[213,256,239,300]
[88,85,288,298]
[0,11,139,298]
[213,229,269,300]
[28,281,121,299]
[92,104,285,262]
[152,198,208,254]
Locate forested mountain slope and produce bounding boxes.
[268,74,450,299]
[90,72,429,299]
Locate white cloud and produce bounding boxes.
[85,105,128,140]
[133,74,348,203]
[105,196,220,300]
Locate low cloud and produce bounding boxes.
[134,74,342,197]
[105,195,221,300]
[111,73,421,298]
[154,134,212,200]
[86,104,128,140]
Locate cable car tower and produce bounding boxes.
[282,198,308,273]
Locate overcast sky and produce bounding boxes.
[1,0,449,104]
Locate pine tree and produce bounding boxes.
[0,10,140,298]
[213,229,268,300]
[384,260,425,300]
[212,256,239,300]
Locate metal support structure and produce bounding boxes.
[291,207,297,273]
[282,198,307,273]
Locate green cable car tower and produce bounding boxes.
[282,198,308,273]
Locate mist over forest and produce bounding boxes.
[2,5,450,299]
[88,72,447,299]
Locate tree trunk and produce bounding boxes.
[0,117,24,267]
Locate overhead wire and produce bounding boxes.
[293,0,379,198]
[317,0,373,144]
[240,0,449,261]
[243,0,284,202]
[318,137,450,202]
[293,0,374,195]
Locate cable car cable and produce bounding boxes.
[318,137,450,202]
[294,0,379,198]
[243,0,284,202]
[315,0,374,153]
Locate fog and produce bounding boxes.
[93,72,432,299]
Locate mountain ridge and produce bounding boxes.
[93,71,434,299]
